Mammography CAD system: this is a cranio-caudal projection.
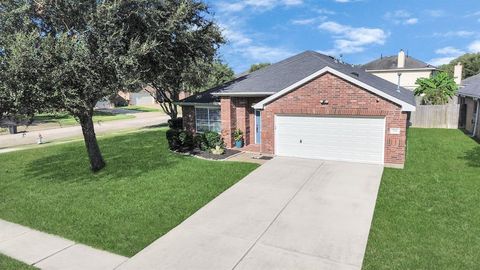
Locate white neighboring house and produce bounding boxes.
[362,50,438,91]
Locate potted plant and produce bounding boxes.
[233,129,244,148]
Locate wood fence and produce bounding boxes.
[410,97,460,129]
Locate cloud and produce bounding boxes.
[220,22,294,70]
[429,45,469,66]
[432,31,476,38]
[469,40,480,53]
[405,18,418,25]
[384,10,418,25]
[216,0,303,12]
[291,18,317,25]
[425,9,445,17]
[318,21,388,55]
[435,46,465,56]
[429,57,456,66]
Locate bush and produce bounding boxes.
[198,131,225,151]
[168,118,183,129]
[166,129,193,151]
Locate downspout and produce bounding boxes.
[473,99,480,137]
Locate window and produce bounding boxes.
[195,107,221,133]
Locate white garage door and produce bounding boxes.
[275,115,385,164]
[131,92,154,105]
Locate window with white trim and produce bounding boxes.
[195,107,221,133]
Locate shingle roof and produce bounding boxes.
[179,51,415,107]
[363,55,436,70]
[459,73,480,98]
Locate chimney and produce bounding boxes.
[397,49,405,68]
[454,62,463,85]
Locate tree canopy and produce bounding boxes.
[439,53,480,79]
[249,63,271,73]
[184,60,235,93]
[414,72,458,105]
[0,0,223,171]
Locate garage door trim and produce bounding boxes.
[274,114,386,164]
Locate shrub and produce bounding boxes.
[197,131,225,151]
[168,118,183,129]
[166,129,193,151]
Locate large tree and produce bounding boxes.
[183,60,235,93]
[440,53,480,79]
[1,0,222,171]
[125,1,224,119]
[249,62,271,73]
[0,32,52,132]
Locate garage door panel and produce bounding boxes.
[275,115,385,164]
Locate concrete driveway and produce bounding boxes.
[118,157,383,270]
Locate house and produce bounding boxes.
[118,87,157,106]
[363,50,438,90]
[177,51,416,168]
[458,72,480,136]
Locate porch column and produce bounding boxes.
[221,97,235,148]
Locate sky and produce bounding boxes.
[205,0,480,73]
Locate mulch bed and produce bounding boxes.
[176,148,241,160]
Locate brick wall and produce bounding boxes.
[261,73,408,165]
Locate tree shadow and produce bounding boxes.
[461,146,480,167]
[23,130,189,182]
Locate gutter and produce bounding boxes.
[213,92,275,97]
[174,102,220,106]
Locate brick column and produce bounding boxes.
[221,97,235,148]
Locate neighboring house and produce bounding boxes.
[118,87,157,106]
[177,51,416,168]
[363,50,438,90]
[458,73,480,137]
[118,87,190,107]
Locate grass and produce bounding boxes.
[0,254,36,270]
[122,105,161,112]
[34,111,134,126]
[363,128,480,269]
[0,128,258,257]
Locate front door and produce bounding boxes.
[255,110,262,144]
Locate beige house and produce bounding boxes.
[458,72,480,137]
[363,50,438,90]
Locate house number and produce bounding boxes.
[389,128,401,135]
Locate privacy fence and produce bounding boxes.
[410,96,460,129]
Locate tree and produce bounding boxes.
[439,53,480,79]
[249,63,271,73]
[0,32,52,133]
[125,1,225,119]
[183,60,235,93]
[414,72,458,105]
[0,1,148,171]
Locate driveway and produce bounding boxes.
[118,157,383,270]
[0,112,169,150]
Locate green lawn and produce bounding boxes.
[34,111,134,126]
[122,105,161,112]
[0,254,36,270]
[363,128,480,269]
[0,129,258,257]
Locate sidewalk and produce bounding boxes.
[0,112,169,149]
[0,219,127,270]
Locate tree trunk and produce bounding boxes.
[78,113,106,172]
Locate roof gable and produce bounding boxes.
[459,73,480,98]
[363,55,436,70]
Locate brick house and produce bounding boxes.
[177,51,416,168]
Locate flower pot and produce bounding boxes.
[235,140,243,148]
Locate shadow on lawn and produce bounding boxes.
[23,130,186,182]
[461,146,480,168]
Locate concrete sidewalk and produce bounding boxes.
[118,157,383,270]
[0,219,127,270]
[0,112,169,149]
